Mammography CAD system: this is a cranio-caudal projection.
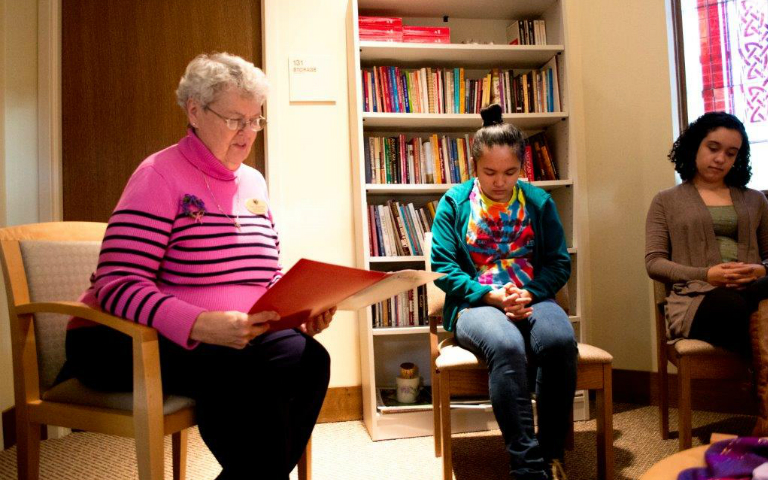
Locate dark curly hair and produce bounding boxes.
[668,111,751,187]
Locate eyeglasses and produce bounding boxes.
[204,106,267,132]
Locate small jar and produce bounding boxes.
[396,362,422,404]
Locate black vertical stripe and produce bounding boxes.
[121,286,143,319]
[107,280,140,315]
[133,291,159,324]
[99,282,122,311]
[146,295,172,327]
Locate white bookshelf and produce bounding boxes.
[346,0,586,441]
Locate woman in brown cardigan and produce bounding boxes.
[646,111,768,435]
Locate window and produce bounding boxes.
[675,0,768,188]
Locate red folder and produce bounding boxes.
[250,259,443,331]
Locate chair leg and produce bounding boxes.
[440,371,453,480]
[658,359,670,440]
[298,436,311,480]
[677,358,692,450]
[16,417,41,480]
[135,418,165,479]
[433,371,442,457]
[172,429,188,480]
[595,364,614,480]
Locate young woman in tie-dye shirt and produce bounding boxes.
[431,104,575,480]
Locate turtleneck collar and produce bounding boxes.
[178,129,239,181]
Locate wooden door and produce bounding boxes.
[62,0,263,221]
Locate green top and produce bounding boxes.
[430,179,571,332]
[708,205,738,263]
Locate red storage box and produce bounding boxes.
[402,26,450,44]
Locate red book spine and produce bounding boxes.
[524,145,536,181]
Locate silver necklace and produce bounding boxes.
[198,168,242,230]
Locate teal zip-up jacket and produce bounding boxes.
[430,179,571,332]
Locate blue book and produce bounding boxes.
[398,203,420,256]
[389,67,400,113]
[547,68,554,112]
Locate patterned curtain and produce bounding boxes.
[693,0,767,136]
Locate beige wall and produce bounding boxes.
[262,0,359,387]
[575,0,677,370]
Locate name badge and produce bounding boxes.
[245,198,268,215]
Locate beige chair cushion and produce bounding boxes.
[20,240,101,392]
[43,378,195,415]
[436,337,612,371]
[670,338,738,357]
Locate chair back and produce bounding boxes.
[0,222,107,392]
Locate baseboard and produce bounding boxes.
[317,386,363,423]
[613,368,757,415]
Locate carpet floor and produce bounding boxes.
[0,402,756,479]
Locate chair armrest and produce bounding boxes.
[15,301,158,342]
[16,300,168,422]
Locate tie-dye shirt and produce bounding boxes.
[466,179,535,289]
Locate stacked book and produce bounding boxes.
[368,200,438,258]
[371,285,428,328]
[359,16,403,42]
[507,20,547,45]
[523,132,559,181]
[361,61,560,114]
[364,134,474,185]
[403,26,450,44]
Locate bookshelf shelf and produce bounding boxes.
[362,112,568,131]
[366,180,572,194]
[372,325,446,336]
[357,0,558,19]
[347,0,584,441]
[369,255,426,263]
[360,42,564,69]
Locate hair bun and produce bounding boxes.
[480,104,503,127]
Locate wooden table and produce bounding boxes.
[639,434,738,480]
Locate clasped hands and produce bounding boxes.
[483,283,533,321]
[190,307,337,349]
[707,262,767,288]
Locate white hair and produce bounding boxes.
[176,52,269,109]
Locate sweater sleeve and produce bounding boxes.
[755,192,768,261]
[524,196,571,303]
[92,165,205,348]
[430,196,493,305]
[645,192,709,283]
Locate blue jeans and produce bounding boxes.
[454,300,577,480]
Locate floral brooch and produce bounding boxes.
[180,194,206,223]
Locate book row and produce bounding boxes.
[364,134,475,185]
[506,19,547,45]
[368,200,438,258]
[371,285,429,328]
[363,132,559,184]
[361,62,561,115]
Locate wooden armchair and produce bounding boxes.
[653,280,753,450]
[0,222,310,480]
[424,233,614,480]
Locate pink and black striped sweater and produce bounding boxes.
[70,130,282,349]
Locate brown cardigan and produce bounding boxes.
[645,181,768,339]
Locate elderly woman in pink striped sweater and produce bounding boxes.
[62,52,334,480]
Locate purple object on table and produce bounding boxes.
[677,437,768,480]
